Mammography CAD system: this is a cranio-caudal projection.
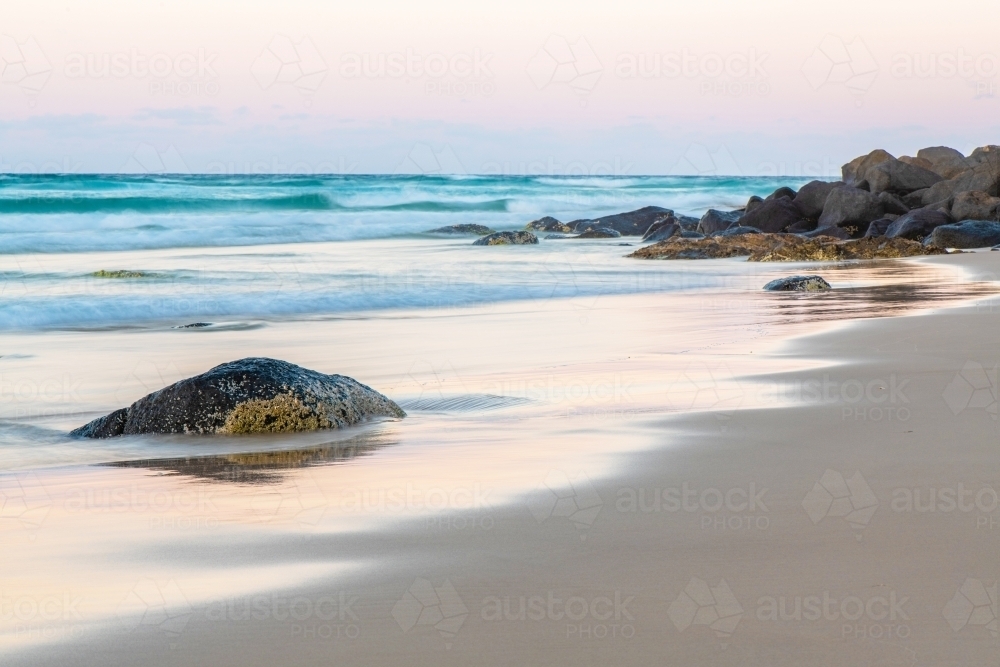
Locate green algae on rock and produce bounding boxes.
[627,233,947,262]
[90,270,153,278]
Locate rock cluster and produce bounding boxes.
[628,234,946,261]
[626,143,1000,255]
[525,207,698,237]
[71,358,405,438]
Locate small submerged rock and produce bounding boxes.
[91,270,153,278]
[525,216,574,233]
[70,357,405,438]
[174,322,213,329]
[426,224,496,235]
[763,275,832,292]
[473,231,539,246]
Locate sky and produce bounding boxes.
[1,0,999,175]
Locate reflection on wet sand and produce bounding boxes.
[759,260,1000,325]
[105,431,398,485]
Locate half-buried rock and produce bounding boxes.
[70,358,405,438]
[472,231,538,245]
[763,275,832,292]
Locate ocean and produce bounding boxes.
[0,173,811,331]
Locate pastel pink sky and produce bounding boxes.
[2,0,999,174]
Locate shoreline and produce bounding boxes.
[4,250,1000,664]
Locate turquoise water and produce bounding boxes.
[0,174,811,330]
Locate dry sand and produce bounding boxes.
[4,252,1000,665]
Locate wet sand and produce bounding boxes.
[4,252,1000,665]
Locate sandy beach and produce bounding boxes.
[2,247,999,666]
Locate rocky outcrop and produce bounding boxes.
[884,208,952,240]
[70,358,405,438]
[525,216,573,233]
[925,220,1000,248]
[763,275,831,292]
[426,224,495,235]
[473,231,539,245]
[737,197,804,233]
[628,233,946,261]
[697,209,742,234]
[951,191,1000,221]
[921,153,1000,204]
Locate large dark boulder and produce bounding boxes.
[926,220,1000,248]
[572,206,674,236]
[951,191,1000,221]
[737,197,804,233]
[473,231,539,245]
[817,186,884,228]
[697,209,742,234]
[885,208,952,240]
[744,196,764,215]
[70,358,405,438]
[793,180,843,219]
[917,146,968,179]
[866,159,942,195]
